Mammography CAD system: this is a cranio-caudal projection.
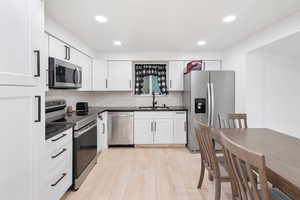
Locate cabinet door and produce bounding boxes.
[0,0,42,86]
[107,61,132,91]
[93,59,107,91]
[78,53,92,91]
[169,61,185,91]
[134,119,153,144]
[0,86,39,200]
[173,112,187,144]
[69,47,79,65]
[154,119,173,144]
[48,36,67,61]
[204,60,221,71]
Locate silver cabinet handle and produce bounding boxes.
[51,148,67,159]
[129,80,131,89]
[105,79,108,88]
[207,83,211,126]
[102,123,105,134]
[154,122,157,132]
[170,80,172,88]
[184,121,187,132]
[210,83,215,127]
[151,121,153,132]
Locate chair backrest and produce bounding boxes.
[220,132,270,200]
[193,121,220,176]
[219,113,248,128]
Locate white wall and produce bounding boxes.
[45,16,96,57]
[223,11,300,113]
[46,90,183,108]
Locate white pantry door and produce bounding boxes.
[0,86,38,200]
[0,0,39,86]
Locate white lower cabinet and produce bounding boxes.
[97,112,108,152]
[153,119,173,144]
[134,111,186,145]
[173,112,187,144]
[134,118,154,144]
[45,128,72,200]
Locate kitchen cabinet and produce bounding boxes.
[168,61,185,91]
[203,60,221,71]
[0,0,43,86]
[173,112,187,144]
[48,36,68,61]
[78,53,93,91]
[93,59,108,91]
[153,119,173,144]
[134,119,154,144]
[0,86,43,200]
[107,61,133,91]
[97,112,108,152]
[44,128,72,200]
[134,112,173,145]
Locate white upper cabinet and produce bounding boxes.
[48,36,68,61]
[204,60,221,71]
[107,61,132,91]
[93,59,108,91]
[0,0,43,86]
[78,53,92,91]
[168,61,185,91]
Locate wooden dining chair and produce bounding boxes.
[218,113,248,128]
[220,132,292,200]
[194,121,233,200]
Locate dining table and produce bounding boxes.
[210,128,300,200]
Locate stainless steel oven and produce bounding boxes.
[49,57,82,89]
[73,120,97,190]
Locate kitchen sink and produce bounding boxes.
[138,106,170,110]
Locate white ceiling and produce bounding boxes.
[45,0,300,52]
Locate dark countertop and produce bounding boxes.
[90,106,188,114]
[45,122,74,140]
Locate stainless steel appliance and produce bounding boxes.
[73,119,97,190]
[49,57,82,89]
[183,71,235,152]
[45,99,98,190]
[108,112,134,146]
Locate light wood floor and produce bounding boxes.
[62,148,233,200]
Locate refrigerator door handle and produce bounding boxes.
[210,83,215,127]
[207,83,211,126]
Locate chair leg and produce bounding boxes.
[198,159,205,189]
[209,173,214,181]
[215,179,221,200]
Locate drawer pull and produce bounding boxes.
[51,148,67,159]
[51,173,67,187]
[51,134,67,142]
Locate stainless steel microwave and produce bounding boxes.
[49,57,82,89]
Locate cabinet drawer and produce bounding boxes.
[134,111,173,119]
[47,141,72,174]
[173,111,187,119]
[46,167,72,200]
[46,129,72,155]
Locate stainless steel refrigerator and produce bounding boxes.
[183,71,235,152]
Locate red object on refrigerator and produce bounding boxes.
[184,60,203,74]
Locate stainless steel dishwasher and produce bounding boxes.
[108,112,134,146]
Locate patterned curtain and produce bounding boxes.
[135,64,168,95]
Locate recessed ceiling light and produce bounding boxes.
[197,41,206,46]
[113,41,122,46]
[95,15,108,23]
[223,15,237,23]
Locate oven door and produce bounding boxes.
[73,121,97,179]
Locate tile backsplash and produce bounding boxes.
[46,90,183,108]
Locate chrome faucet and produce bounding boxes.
[152,92,157,108]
